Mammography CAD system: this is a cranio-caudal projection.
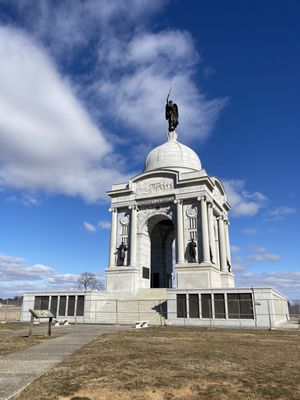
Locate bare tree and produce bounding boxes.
[77,272,102,291]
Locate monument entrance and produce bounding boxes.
[149,216,175,289]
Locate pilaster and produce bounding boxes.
[129,204,138,267]
[224,219,232,271]
[108,207,117,267]
[207,202,216,264]
[198,196,210,263]
[218,216,227,272]
[175,199,184,263]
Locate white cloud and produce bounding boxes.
[248,245,281,262]
[232,255,247,272]
[0,25,127,203]
[83,221,97,233]
[264,206,296,221]
[231,245,281,275]
[95,32,226,144]
[223,179,267,217]
[0,252,99,297]
[3,1,226,145]
[230,245,240,253]
[242,228,257,235]
[0,1,228,204]
[235,272,300,299]
[98,220,111,230]
[6,193,41,206]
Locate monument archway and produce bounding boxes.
[148,215,175,288]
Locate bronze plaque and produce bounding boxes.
[142,267,150,279]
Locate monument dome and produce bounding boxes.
[144,131,202,173]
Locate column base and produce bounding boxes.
[220,271,235,288]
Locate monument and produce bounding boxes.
[105,95,233,295]
[21,95,289,328]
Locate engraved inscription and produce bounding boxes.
[136,177,174,195]
[177,185,205,194]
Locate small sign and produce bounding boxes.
[29,309,54,319]
[142,267,150,279]
[28,309,54,337]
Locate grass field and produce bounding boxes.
[0,322,29,330]
[0,322,60,357]
[15,327,300,400]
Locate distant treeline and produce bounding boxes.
[0,296,23,305]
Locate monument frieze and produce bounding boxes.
[137,195,175,206]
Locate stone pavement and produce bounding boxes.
[0,324,132,400]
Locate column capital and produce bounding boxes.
[128,204,138,211]
[109,207,117,213]
[207,201,213,208]
[174,199,183,205]
[197,195,207,202]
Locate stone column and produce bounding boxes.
[224,219,232,270]
[207,202,216,264]
[218,216,227,271]
[129,204,138,267]
[108,207,117,267]
[198,196,210,263]
[175,199,184,263]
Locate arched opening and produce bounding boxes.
[148,216,175,288]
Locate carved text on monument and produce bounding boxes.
[136,178,174,195]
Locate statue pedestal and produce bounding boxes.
[176,263,225,289]
[105,266,140,296]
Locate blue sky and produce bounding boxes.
[0,0,299,299]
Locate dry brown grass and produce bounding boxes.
[0,322,30,330]
[17,327,300,400]
[0,333,60,357]
[0,323,61,356]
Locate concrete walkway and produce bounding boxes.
[0,324,132,400]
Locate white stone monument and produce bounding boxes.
[105,130,234,296]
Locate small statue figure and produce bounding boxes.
[227,259,232,272]
[188,238,197,263]
[116,239,128,266]
[165,89,179,132]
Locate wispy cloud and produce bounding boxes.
[0,25,127,203]
[0,1,227,203]
[235,271,300,299]
[230,245,240,253]
[232,245,281,273]
[248,245,281,262]
[264,206,296,221]
[223,179,267,217]
[0,252,82,297]
[83,221,97,233]
[98,220,111,230]
[242,228,257,235]
[6,193,41,207]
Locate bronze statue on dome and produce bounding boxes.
[165,89,179,132]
